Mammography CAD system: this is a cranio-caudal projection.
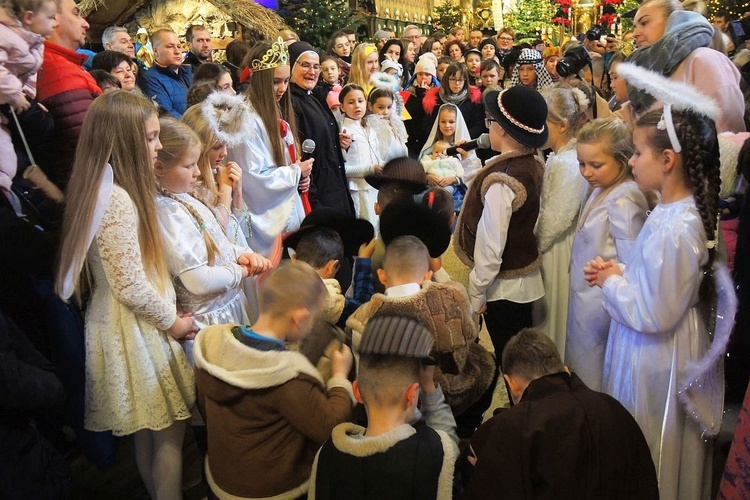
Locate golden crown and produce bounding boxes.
[250,37,290,72]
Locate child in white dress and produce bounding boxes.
[586,64,735,500]
[367,87,408,162]
[534,84,590,356]
[565,117,648,391]
[55,91,197,500]
[339,83,383,226]
[154,118,271,365]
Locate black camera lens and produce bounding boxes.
[556,45,592,77]
[586,24,605,41]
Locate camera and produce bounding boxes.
[586,24,606,42]
[729,19,750,49]
[556,45,592,77]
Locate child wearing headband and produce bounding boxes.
[585,64,737,499]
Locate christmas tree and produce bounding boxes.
[430,3,465,33]
[280,0,364,50]
[504,0,557,39]
[707,0,750,19]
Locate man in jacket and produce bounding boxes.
[183,25,212,73]
[139,29,192,118]
[36,0,101,189]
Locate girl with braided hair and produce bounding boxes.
[154,117,272,367]
[585,63,737,499]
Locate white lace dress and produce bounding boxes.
[84,186,195,436]
[533,143,589,357]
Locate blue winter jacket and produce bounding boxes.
[138,63,192,118]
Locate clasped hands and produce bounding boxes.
[583,256,622,288]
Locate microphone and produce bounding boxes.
[446,134,490,156]
[301,139,316,161]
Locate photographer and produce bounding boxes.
[627,0,744,133]
[556,41,613,120]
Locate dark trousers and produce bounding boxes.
[483,299,533,369]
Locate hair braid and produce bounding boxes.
[158,187,222,266]
[676,111,721,320]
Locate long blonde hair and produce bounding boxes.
[348,43,377,90]
[55,91,169,300]
[181,103,221,201]
[156,117,222,266]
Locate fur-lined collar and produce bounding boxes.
[332,423,416,456]
[194,324,324,390]
[423,85,482,115]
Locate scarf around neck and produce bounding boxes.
[626,10,713,114]
[439,86,469,106]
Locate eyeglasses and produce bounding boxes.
[498,36,514,42]
[449,77,465,84]
[298,62,321,72]
[485,118,496,128]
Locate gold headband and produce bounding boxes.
[250,37,290,72]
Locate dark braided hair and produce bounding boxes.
[636,108,721,322]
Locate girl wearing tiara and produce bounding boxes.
[586,64,737,499]
[228,39,310,257]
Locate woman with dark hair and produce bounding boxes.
[225,40,309,256]
[326,30,352,84]
[422,36,443,59]
[378,38,407,86]
[192,62,234,93]
[479,37,498,61]
[444,39,465,62]
[223,39,251,92]
[422,62,484,142]
[90,50,136,92]
[400,38,417,86]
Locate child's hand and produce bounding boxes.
[166,313,199,340]
[331,344,353,379]
[438,176,457,187]
[216,164,232,188]
[358,238,377,258]
[419,364,436,394]
[339,129,353,150]
[298,158,314,178]
[11,93,30,114]
[238,252,273,276]
[373,164,384,175]
[225,161,242,188]
[584,257,620,288]
[454,140,470,159]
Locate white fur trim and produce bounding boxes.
[206,456,309,500]
[569,87,590,113]
[678,263,737,437]
[201,92,256,149]
[616,63,720,121]
[194,324,324,389]
[331,423,416,456]
[326,376,356,404]
[370,71,401,93]
[481,172,527,211]
[436,429,458,500]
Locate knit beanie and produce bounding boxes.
[414,52,437,76]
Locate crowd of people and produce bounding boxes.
[3,0,750,498]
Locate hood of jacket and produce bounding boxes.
[194,324,324,403]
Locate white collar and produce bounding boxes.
[384,282,422,298]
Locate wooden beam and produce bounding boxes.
[113,0,151,26]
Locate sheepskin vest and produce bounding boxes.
[454,149,544,278]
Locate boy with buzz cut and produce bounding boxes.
[194,261,355,500]
[454,85,547,369]
[310,315,459,500]
[348,236,495,434]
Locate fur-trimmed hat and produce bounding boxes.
[484,86,549,148]
[359,315,435,361]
